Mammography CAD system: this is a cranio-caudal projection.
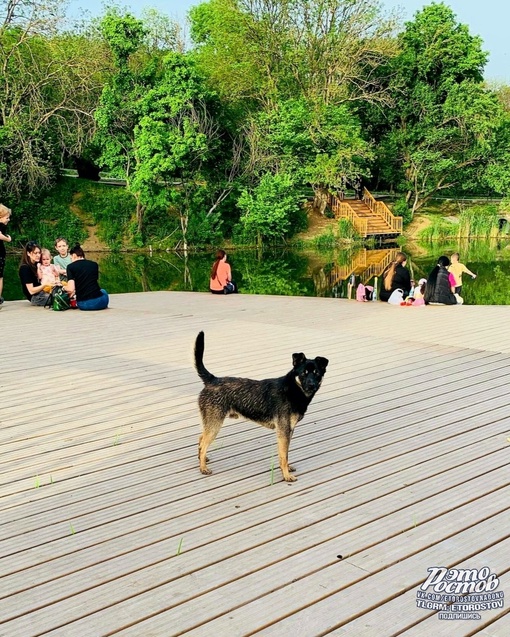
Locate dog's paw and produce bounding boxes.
[289,465,296,472]
[283,474,297,482]
[200,467,212,475]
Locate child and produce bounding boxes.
[38,248,61,292]
[0,203,12,307]
[449,252,476,295]
[408,278,427,306]
[413,278,427,300]
[53,237,72,278]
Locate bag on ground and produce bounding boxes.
[44,286,71,311]
[356,283,374,302]
[387,289,404,305]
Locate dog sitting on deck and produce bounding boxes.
[194,331,328,482]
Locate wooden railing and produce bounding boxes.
[362,189,403,234]
[328,195,368,236]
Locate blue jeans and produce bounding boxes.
[77,289,109,311]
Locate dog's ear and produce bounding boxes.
[292,353,306,368]
[315,356,329,373]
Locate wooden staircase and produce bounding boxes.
[328,188,402,238]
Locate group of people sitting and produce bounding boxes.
[380,251,476,306]
[19,237,109,310]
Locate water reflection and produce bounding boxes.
[315,248,398,298]
[4,240,510,304]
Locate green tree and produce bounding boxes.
[246,98,373,212]
[190,0,398,109]
[373,3,501,215]
[190,0,395,232]
[482,88,510,196]
[132,53,231,249]
[94,11,154,236]
[0,0,106,198]
[237,172,304,245]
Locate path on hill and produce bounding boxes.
[70,191,108,252]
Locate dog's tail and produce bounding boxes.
[194,331,216,384]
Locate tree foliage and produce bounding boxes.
[0,0,106,198]
[371,3,502,214]
[191,0,399,108]
[2,0,510,248]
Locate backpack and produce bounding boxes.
[356,283,374,302]
[45,286,71,311]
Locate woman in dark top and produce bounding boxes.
[64,244,109,311]
[18,241,52,306]
[424,255,460,305]
[379,252,412,302]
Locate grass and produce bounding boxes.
[311,228,336,250]
[176,537,184,555]
[418,203,507,242]
[269,449,276,486]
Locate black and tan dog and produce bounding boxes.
[194,331,328,482]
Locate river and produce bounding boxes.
[3,239,510,305]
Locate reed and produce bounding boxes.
[418,217,458,242]
[458,205,500,238]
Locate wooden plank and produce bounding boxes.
[0,293,509,637]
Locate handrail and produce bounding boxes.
[362,189,403,233]
[328,195,368,236]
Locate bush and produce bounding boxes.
[78,182,135,249]
[419,217,458,242]
[337,218,359,240]
[391,197,413,226]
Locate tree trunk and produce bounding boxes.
[180,212,188,254]
[136,200,144,235]
[313,187,330,215]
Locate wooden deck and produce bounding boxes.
[0,292,509,637]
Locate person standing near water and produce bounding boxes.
[0,204,12,308]
[449,252,476,296]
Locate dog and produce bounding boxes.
[194,331,328,482]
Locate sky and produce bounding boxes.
[67,0,510,84]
